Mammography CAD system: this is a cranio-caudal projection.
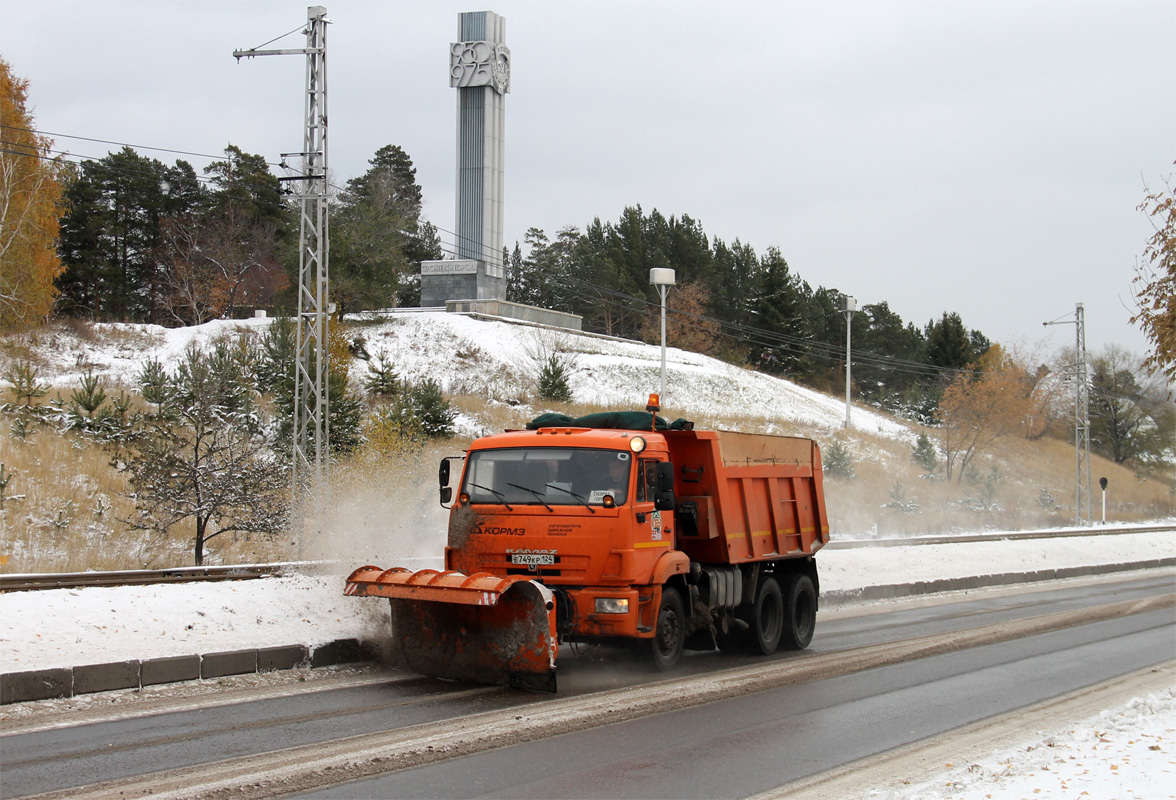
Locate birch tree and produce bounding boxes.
[0,58,65,331]
[936,346,1034,482]
[1133,164,1176,380]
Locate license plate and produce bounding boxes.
[510,552,555,566]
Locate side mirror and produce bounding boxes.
[656,462,675,492]
[439,458,455,507]
[655,462,675,511]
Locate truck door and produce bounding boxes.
[636,458,671,548]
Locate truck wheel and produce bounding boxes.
[749,576,784,655]
[649,586,686,671]
[780,573,816,650]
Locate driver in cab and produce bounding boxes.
[594,453,631,505]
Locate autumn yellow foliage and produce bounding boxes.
[936,345,1036,482]
[1133,163,1176,380]
[0,58,65,332]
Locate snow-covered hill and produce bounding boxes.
[13,311,912,442]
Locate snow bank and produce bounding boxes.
[0,571,388,673]
[1,531,1169,674]
[881,689,1176,800]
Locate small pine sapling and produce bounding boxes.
[824,441,855,479]
[411,378,457,438]
[911,432,939,475]
[364,353,402,397]
[4,360,48,407]
[70,369,108,418]
[10,416,34,440]
[537,354,573,402]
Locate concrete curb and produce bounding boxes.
[3,559,1172,704]
[820,557,1175,608]
[0,639,371,705]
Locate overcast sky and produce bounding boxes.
[2,0,1172,361]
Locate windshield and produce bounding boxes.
[462,447,631,506]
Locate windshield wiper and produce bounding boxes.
[469,482,513,510]
[545,483,597,514]
[507,482,553,512]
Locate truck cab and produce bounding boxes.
[444,427,689,647]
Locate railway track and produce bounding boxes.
[2,523,1170,591]
[825,522,1175,549]
[0,562,301,592]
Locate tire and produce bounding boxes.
[780,573,817,650]
[749,576,784,655]
[649,586,686,671]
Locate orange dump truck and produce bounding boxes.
[346,408,829,691]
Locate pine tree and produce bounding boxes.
[911,432,939,474]
[537,354,573,402]
[3,360,48,406]
[331,144,436,317]
[364,352,402,397]
[926,312,977,371]
[823,441,855,479]
[123,341,289,566]
[748,247,806,374]
[410,378,456,438]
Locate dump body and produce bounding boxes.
[669,429,829,563]
[346,422,829,690]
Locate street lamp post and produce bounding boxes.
[650,268,676,401]
[843,295,857,429]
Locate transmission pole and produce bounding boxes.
[843,295,857,429]
[235,6,331,510]
[1044,303,1092,526]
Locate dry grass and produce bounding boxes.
[0,419,175,573]
[2,389,1171,574]
[0,418,290,574]
[822,427,1173,537]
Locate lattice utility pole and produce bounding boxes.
[1044,303,1092,526]
[235,6,330,508]
[843,295,857,429]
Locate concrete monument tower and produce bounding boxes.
[420,11,510,307]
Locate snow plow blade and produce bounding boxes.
[344,567,558,692]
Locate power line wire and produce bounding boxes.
[0,124,285,168]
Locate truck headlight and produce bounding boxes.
[595,598,629,614]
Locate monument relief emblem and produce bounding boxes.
[450,40,511,94]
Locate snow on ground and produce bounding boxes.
[1,532,1170,674]
[355,312,911,439]
[0,533,1171,797]
[6,315,1173,794]
[878,688,1176,800]
[22,312,911,441]
[819,532,1175,591]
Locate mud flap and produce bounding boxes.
[345,568,558,692]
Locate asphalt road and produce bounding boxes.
[296,611,1174,799]
[2,572,1172,799]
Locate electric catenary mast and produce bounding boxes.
[1044,303,1092,526]
[234,6,331,507]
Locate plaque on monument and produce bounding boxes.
[421,259,480,276]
